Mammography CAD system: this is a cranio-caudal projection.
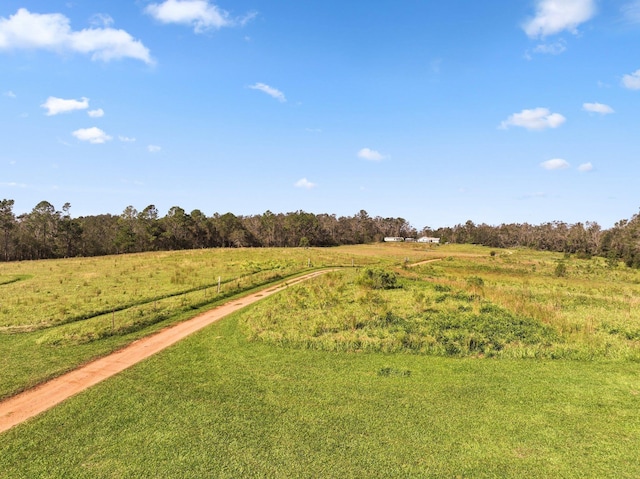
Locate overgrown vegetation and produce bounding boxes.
[356,267,398,290]
[242,246,640,359]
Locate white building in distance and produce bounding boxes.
[417,237,440,244]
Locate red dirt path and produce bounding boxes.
[0,270,331,434]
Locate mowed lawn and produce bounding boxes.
[1,312,639,478]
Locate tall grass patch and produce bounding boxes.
[242,248,640,359]
[241,268,559,357]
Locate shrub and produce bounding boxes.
[356,268,398,290]
[554,261,568,278]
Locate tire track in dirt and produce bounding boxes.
[408,258,443,267]
[0,269,333,434]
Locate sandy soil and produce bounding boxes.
[0,270,331,434]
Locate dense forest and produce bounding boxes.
[1,199,640,267]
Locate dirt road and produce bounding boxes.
[408,258,443,267]
[0,270,331,434]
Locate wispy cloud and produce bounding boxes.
[540,158,570,170]
[357,148,386,162]
[622,69,640,90]
[249,83,286,102]
[147,145,162,153]
[523,0,596,38]
[532,40,567,55]
[0,181,28,188]
[145,0,255,33]
[578,162,594,172]
[500,108,566,130]
[89,13,114,28]
[520,191,548,200]
[72,127,112,144]
[88,108,104,118]
[119,135,136,142]
[622,1,640,23]
[582,102,614,114]
[295,178,316,189]
[3,90,16,98]
[0,8,153,64]
[41,96,89,116]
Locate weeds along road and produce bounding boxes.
[0,269,334,434]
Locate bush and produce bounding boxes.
[356,268,398,290]
[554,261,568,278]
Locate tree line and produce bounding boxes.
[428,215,640,268]
[1,199,639,267]
[0,200,416,261]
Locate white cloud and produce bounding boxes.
[72,127,112,144]
[533,40,567,55]
[147,144,162,153]
[622,69,640,90]
[0,181,28,188]
[145,0,238,33]
[578,162,593,172]
[541,158,570,170]
[582,102,614,114]
[3,90,16,98]
[0,8,153,64]
[119,135,136,142]
[87,108,104,118]
[295,178,316,189]
[500,108,566,130]
[249,83,286,102]
[89,13,114,28]
[357,148,386,162]
[523,0,596,38]
[41,96,89,115]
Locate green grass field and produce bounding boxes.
[1,314,639,478]
[0,245,431,399]
[1,244,639,477]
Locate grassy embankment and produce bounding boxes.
[1,244,639,477]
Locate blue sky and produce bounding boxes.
[1,0,640,229]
